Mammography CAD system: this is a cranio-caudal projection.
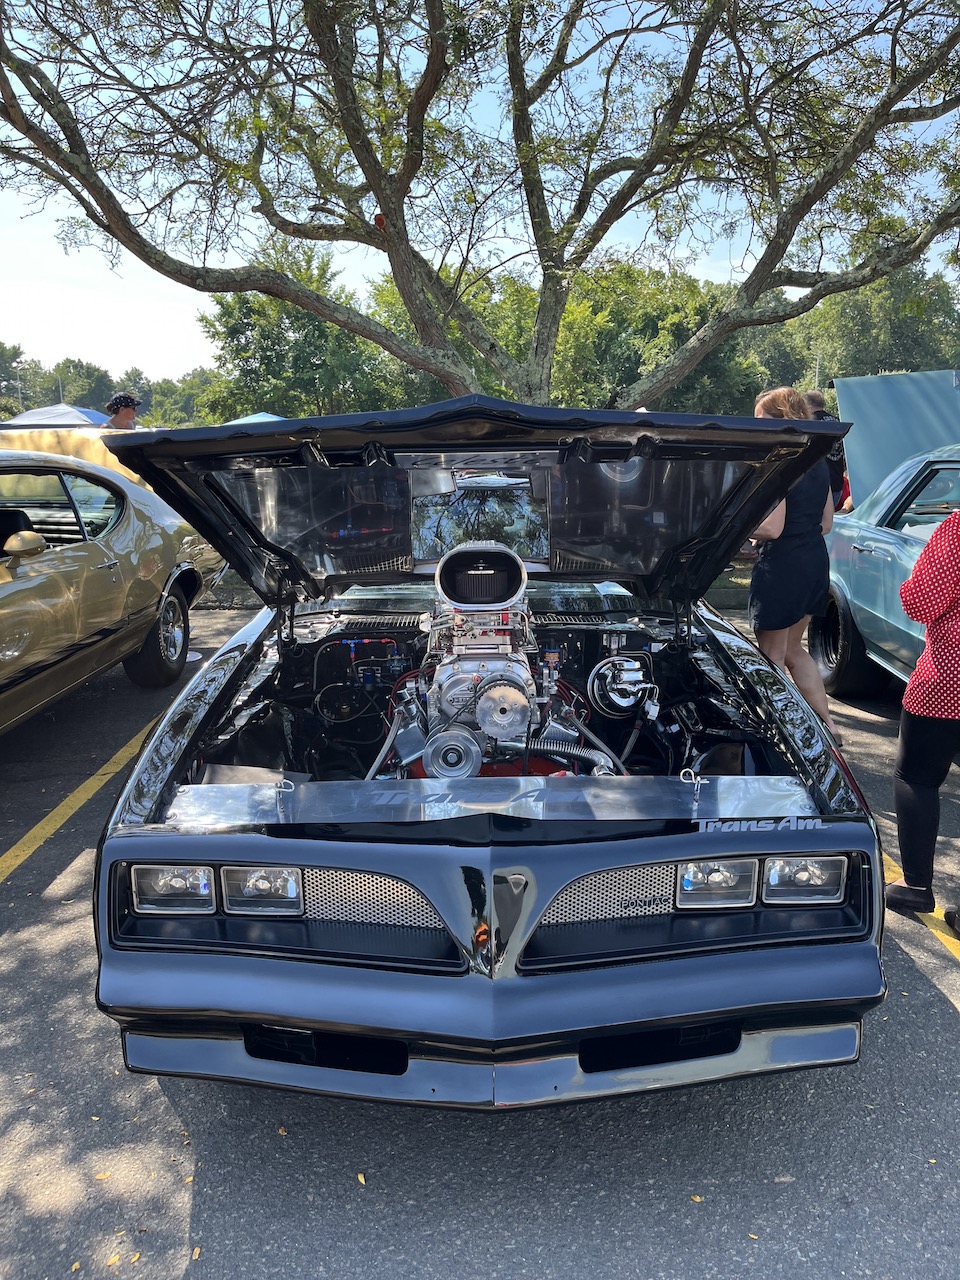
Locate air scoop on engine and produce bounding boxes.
[435,544,527,611]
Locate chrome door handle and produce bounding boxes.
[852,544,892,559]
[95,559,120,570]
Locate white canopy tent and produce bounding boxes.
[1,402,110,426]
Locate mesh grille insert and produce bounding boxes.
[339,614,422,631]
[338,551,412,574]
[540,864,676,925]
[531,613,607,626]
[303,868,445,930]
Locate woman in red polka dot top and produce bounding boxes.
[885,508,960,927]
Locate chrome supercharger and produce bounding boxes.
[372,543,658,782]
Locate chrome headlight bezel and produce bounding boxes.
[131,864,216,914]
[675,854,852,911]
[761,856,848,905]
[220,866,304,916]
[675,858,759,909]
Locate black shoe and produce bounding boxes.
[944,907,960,934]
[885,883,935,914]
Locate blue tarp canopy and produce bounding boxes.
[0,402,110,426]
[221,411,288,425]
[835,370,960,503]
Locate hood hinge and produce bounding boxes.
[275,573,297,655]
[671,597,695,647]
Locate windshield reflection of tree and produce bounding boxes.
[413,487,547,559]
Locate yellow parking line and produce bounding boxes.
[921,913,960,962]
[0,721,154,883]
[883,851,960,962]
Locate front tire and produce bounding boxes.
[808,586,890,698]
[122,585,189,688]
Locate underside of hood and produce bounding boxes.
[104,395,845,608]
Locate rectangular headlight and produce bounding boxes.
[221,866,304,915]
[676,859,758,909]
[762,857,848,905]
[131,865,215,914]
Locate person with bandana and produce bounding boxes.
[103,392,143,430]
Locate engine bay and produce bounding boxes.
[187,543,797,794]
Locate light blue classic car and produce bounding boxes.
[809,441,960,695]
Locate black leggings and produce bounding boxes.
[895,708,960,890]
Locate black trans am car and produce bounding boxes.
[94,396,885,1109]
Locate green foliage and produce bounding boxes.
[743,262,960,391]
[0,343,24,406]
[144,369,221,426]
[39,358,114,411]
[791,265,960,385]
[119,367,153,415]
[3,256,960,424]
[738,322,809,392]
[0,345,49,412]
[465,262,768,413]
[199,246,451,418]
[197,246,378,418]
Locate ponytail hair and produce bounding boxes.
[754,387,811,420]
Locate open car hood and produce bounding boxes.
[104,395,845,608]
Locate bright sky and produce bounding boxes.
[0,190,223,381]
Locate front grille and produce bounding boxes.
[540,864,676,924]
[523,857,870,973]
[115,864,460,971]
[303,867,446,930]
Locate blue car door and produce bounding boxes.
[876,466,960,675]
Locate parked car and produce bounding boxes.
[0,448,223,735]
[808,443,960,696]
[93,396,884,1109]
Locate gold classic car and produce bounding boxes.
[0,441,223,735]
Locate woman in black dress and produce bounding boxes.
[749,387,842,743]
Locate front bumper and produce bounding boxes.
[100,941,884,1109]
[122,1023,862,1108]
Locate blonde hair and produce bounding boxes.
[754,387,811,420]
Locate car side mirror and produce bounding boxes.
[3,529,48,566]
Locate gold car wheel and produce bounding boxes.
[122,585,190,688]
[158,593,186,662]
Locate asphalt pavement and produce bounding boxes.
[1,605,959,1280]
